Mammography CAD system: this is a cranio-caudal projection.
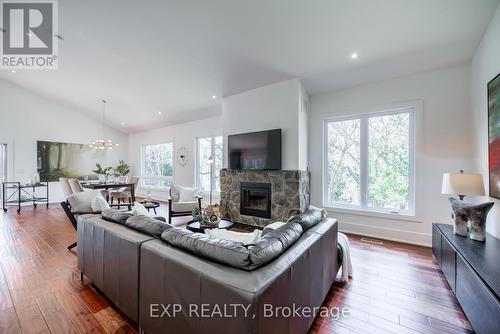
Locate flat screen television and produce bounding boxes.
[228,129,281,170]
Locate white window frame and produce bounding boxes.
[322,105,416,217]
[141,142,174,190]
[196,135,223,196]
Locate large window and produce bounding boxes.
[141,142,174,189]
[197,136,223,194]
[324,108,414,215]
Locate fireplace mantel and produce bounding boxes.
[220,169,310,227]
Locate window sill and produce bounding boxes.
[323,205,421,223]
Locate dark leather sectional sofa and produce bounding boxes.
[77,208,339,334]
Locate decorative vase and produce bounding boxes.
[449,198,468,236]
[449,197,494,241]
[468,202,495,241]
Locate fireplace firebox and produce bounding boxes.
[240,182,271,219]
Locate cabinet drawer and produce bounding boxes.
[456,255,500,334]
[432,225,441,266]
[441,236,456,293]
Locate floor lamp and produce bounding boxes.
[208,156,214,205]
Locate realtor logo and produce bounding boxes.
[0,0,58,69]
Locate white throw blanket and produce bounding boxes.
[337,232,353,282]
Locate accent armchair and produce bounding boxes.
[168,185,202,224]
[61,191,132,250]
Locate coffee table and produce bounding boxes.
[186,219,234,234]
[140,201,160,214]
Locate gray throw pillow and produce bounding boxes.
[125,215,172,238]
[102,209,133,225]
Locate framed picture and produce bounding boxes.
[37,140,106,182]
[488,73,500,199]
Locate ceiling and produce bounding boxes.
[1,0,498,133]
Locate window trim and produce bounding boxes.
[322,105,417,217]
[140,141,175,190]
[195,135,223,196]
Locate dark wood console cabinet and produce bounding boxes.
[432,223,500,334]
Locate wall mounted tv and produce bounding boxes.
[228,129,281,170]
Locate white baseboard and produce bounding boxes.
[338,220,432,247]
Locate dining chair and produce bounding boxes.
[59,178,73,199]
[68,178,85,194]
[110,176,139,206]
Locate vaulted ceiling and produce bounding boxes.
[1,0,498,133]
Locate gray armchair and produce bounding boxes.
[168,185,202,224]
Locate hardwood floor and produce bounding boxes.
[309,235,473,334]
[0,204,472,334]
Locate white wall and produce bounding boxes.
[309,64,473,246]
[128,116,222,199]
[222,79,308,170]
[0,79,128,202]
[298,82,309,171]
[471,3,500,238]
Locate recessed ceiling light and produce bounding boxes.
[158,111,162,115]
[212,95,217,100]
[11,70,15,73]
[120,122,126,126]
[351,52,358,59]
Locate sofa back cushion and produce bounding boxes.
[161,221,305,271]
[161,228,252,268]
[246,237,284,269]
[263,222,303,249]
[102,209,133,224]
[125,215,172,238]
[287,207,324,231]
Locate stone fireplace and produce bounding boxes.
[220,169,310,227]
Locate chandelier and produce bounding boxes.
[90,99,119,150]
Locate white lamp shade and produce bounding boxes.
[441,173,485,196]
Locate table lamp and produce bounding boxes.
[441,170,485,200]
[441,170,493,241]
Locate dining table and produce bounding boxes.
[81,182,136,203]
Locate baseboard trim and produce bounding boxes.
[338,220,431,247]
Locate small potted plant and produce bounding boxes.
[93,163,112,183]
[192,207,219,228]
[113,160,130,177]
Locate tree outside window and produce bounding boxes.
[197,136,223,194]
[325,109,414,214]
[142,142,173,189]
